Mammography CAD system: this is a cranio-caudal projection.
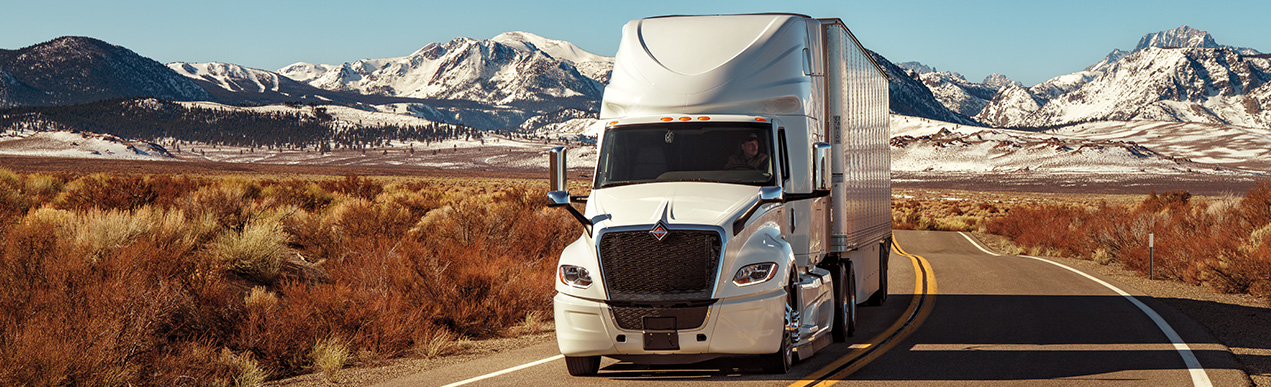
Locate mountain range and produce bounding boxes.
[905,26,1271,129]
[0,26,1268,136]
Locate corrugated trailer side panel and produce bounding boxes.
[824,20,890,253]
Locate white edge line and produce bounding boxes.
[439,354,564,387]
[957,232,1213,387]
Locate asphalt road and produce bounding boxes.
[378,230,1250,386]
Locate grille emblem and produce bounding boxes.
[650,222,669,241]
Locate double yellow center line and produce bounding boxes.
[789,238,938,386]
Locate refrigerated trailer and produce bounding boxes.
[547,13,891,375]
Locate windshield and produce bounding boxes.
[595,122,775,188]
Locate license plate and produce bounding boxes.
[643,332,679,350]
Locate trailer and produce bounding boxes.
[547,13,890,375]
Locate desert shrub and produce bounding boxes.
[890,197,1007,232]
[181,182,261,232]
[54,174,207,212]
[150,341,268,387]
[320,173,383,201]
[0,174,575,383]
[215,220,287,282]
[69,207,157,263]
[0,168,20,191]
[262,180,334,212]
[1242,182,1271,228]
[0,235,192,386]
[22,173,65,208]
[1139,190,1192,213]
[985,187,1271,298]
[985,203,1098,257]
[281,209,340,264]
[310,337,349,383]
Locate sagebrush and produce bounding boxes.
[0,170,577,385]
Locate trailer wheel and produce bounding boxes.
[761,275,797,374]
[865,238,890,306]
[831,261,857,342]
[565,355,600,376]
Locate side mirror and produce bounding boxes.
[784,143,832,202]
[549,146,568,195]
[758,186,785,204]
[547,146,592,231]
[812,142,832,191]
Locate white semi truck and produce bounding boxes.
[547,13,891,375]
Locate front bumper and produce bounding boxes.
[554,290,786,358]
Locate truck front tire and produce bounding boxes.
[761,275,797,373]
[565,355,600,376]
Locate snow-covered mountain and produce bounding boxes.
[900,61,1020,121]
[916,71,998,118]
[489,32,613,83]
[0,36,211,108]
[973,25,1270,129]
[974,85,1043,127]
[868,52,980,126]
[277,32,609,108]
[166,61,338,105]
[1018,47,1271,128]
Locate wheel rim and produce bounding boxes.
[784,277,796,368]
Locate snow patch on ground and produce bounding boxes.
[0,129,174,160]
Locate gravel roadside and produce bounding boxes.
[267,327,557,386]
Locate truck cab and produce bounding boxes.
[548,13,891,375]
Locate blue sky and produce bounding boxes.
[3,0,1269,86]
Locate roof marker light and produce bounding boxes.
[756,117,768,122]
[698,116,711,121]
[661,117,673,121]
[608,121,619,126]
[679,117,691,121]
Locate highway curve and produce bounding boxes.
[377,230,1250,386]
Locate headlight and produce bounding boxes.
[559,265,593,288]
[732,262,778,286]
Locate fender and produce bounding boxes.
[716,220,796,300]
[555,234,606,301]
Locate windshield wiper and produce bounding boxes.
[597,181,645,189]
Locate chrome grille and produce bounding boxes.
[598,229,722,302]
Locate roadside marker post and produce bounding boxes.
[1149,233,1155,280]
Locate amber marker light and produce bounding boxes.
[608,121,619,126]
[679,117,691,121]
[755,117,768,122]
[661,117,673,121]
[698,116,711,121]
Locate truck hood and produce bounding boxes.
[589,182,759,229]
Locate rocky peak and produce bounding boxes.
[1134,26,1219,52]
[982,73,1021,88]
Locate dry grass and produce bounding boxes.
[0,168,579,385]
[310,337,350,383]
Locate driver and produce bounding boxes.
[725,133,769,170]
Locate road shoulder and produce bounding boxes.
[969,232,1269,386]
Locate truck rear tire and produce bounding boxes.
[830,262,857,342]
[565,355,600,376]
[865,238,890,306]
